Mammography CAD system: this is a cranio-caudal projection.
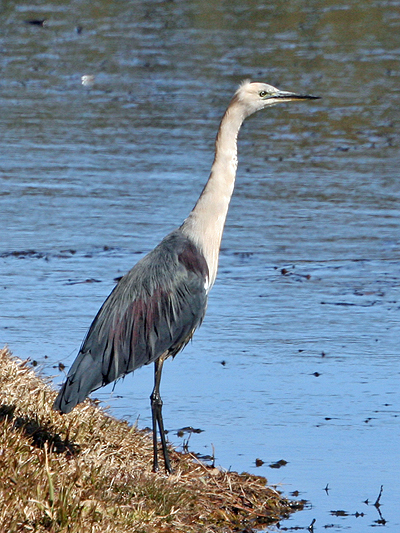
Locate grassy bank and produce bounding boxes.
[0,347,303,532]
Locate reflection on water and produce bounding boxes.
[1,1,399,531]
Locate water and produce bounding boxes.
[1,0,400,530]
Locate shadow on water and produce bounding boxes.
[1,1,399,531]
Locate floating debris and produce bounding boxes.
[176,426,204,438]
[269,459,288,469]
[24,19,47,27]
[81,74,95,87]
[331,509,348,516]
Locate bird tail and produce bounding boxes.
[53,378,78,414]
[53,351,104,414]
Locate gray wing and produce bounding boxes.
[54,230,209,413]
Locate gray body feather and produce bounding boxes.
[54,230,208,413]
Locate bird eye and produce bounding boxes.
[259,90,268,98]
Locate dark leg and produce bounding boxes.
[150,358,173,474]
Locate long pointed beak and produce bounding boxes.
[273,90,320,101]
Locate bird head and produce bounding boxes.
[234,80,320,117]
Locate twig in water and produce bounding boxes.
[374,485,383,508]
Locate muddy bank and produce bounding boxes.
[0,347,303,532]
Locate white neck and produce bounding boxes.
[181,98,246,291]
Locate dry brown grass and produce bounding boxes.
[0,346,303,532]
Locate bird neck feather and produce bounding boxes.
[181,99,245,291]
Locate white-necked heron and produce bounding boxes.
[54,81,319,473]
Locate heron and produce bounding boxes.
[53,80,319,473]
